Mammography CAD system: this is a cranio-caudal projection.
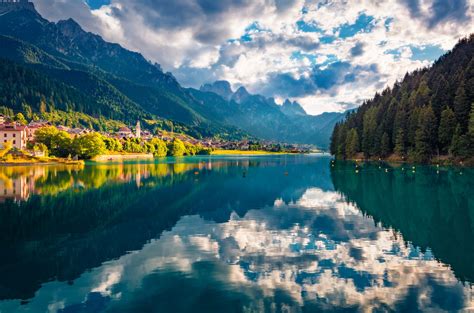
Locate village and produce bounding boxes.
[0,114,314,161]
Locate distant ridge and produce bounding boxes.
[0,4,346,148]
[0,0,34,15]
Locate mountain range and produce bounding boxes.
[0,2,345,148]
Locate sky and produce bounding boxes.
[33,0,474,115]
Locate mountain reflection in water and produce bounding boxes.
[0,156,472,312]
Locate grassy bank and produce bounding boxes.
[92,153,154,162]
[0,156,84,166]
[210,149,290,156]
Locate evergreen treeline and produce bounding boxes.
[331,35,474,162]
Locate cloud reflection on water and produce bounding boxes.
[4,186,472,312]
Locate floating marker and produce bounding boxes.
[194,171,199,175]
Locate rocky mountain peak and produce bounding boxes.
[57,18,85,38]
[280,99,307,116]
[232,86,251,104]
[200,80,233,101]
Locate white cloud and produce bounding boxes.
[32,0,474,114]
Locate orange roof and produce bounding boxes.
[0,124,27,131]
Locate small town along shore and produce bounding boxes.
[0,115,317,166]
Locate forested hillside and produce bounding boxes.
[0,3,344,146]
[331,35,474,162]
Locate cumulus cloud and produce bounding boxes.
[32,0,474,114]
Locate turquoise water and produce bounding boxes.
[0,155,472,312]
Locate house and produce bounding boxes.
[67,127,89,138]
[0,175,31,203]
[0,123,29,149]
[27,120,51,141]
[116,126,133,138]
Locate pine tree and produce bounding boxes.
[394,129,406,157]
[345,128,359,158]
[450,124,468,157]
[454,83,470,131]
[438,107,456,153]
[414,107,436,162]
[362,107,378,157]
[469,103,474,135]
[380,132,390,157]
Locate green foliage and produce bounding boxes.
[469,103,474,135]
[454,83,470,131]
[331,35,474,162]
[34,126,72,157]
[414,106,436,162]
[184,142,198,156]
[72,133,107,159]
[33,142,48,156]
[438,107,456,153]
[450,124,469,157]
[149,138,168,157]
[14,112,27,125]
[122,138,145,153]
[380,132,390,158]
[394,129,406,157]
[345,128,359,158]
[103,137,123,152]
[0,141,12,158]
[168,139,186,157]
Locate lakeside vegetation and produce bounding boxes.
[331,35,474,164]
[211,149,289,156]
[31,126,213,160]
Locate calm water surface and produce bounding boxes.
[0,155,472,312]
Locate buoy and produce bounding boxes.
[284,171,289,176]
[355,170,359,174]
[385,169,388,173]
[194,171,199,175]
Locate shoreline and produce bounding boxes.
[92,153,154,162]
[0,160,84,166]
[210,149,310,156]
[0,151,316,167]
[337,156,474,167]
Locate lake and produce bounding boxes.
[0,155,472,312]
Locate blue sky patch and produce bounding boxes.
[410,45,446,61]
[85,0,110,9]
[337,13,375,38]
[386,44,446,62]
[297,20,324,33]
